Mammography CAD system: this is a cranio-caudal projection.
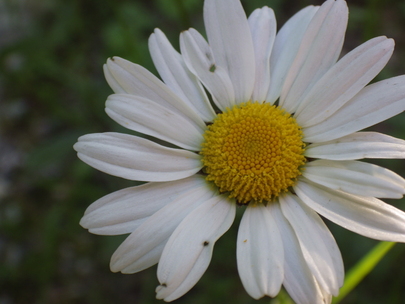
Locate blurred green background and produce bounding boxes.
[1,0,405,303]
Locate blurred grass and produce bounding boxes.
[0,0,405,303]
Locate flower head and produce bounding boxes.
[74,0,405,303]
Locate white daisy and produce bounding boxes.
[74,0,405,303]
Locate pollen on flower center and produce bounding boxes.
[201,102,306,204]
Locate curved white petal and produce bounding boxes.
[106,94,204,151]
[267,5,318,104]
[295,178,405,242]
[305,132,405,160]
[80,176,207,235]
[303,160,405,198]
[280,194,344,296]
[156,195,235,301]
[296,37,394,127]
[304,75,405,143]
[103,57,205,130]
[319,285,333,304]
[103,64,124,93]
[74,133,202,182]
[180,29,235,111]
[204,0,255,104]
[148,29,216,122]
[271,203,327,304]
[280,0,348,113]
[248,7,276,102]
[237,204,283,299]
[110,181,215,273]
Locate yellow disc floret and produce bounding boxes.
[201,102,306,204]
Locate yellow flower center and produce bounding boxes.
[201,102,306,204]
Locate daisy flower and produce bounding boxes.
[74,0,405,303]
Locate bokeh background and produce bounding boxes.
[1,0,405,303]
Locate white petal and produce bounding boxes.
[103,64,124,93]
[104,57,205,130]
[80,175,207,235]
[318,285,333,304]
[148,29,216,122]
[271,203,326,304]
[248,7,276,102]
[280,0,348,113]
[267,5,318,104]
[237,204,283,299]
[204,0,255,104]
[156,195,235,301]
[305,132,405,160]
[180,29,235,111]
[74,132,202,182]
[295,178,405,242]
[280,194,344,296]
[110,181,215,273]
[303,160,405,198]
[296,37,394,127]
[304,75,405,143]
[106,94,204,151]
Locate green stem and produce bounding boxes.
[332,241,396,304]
